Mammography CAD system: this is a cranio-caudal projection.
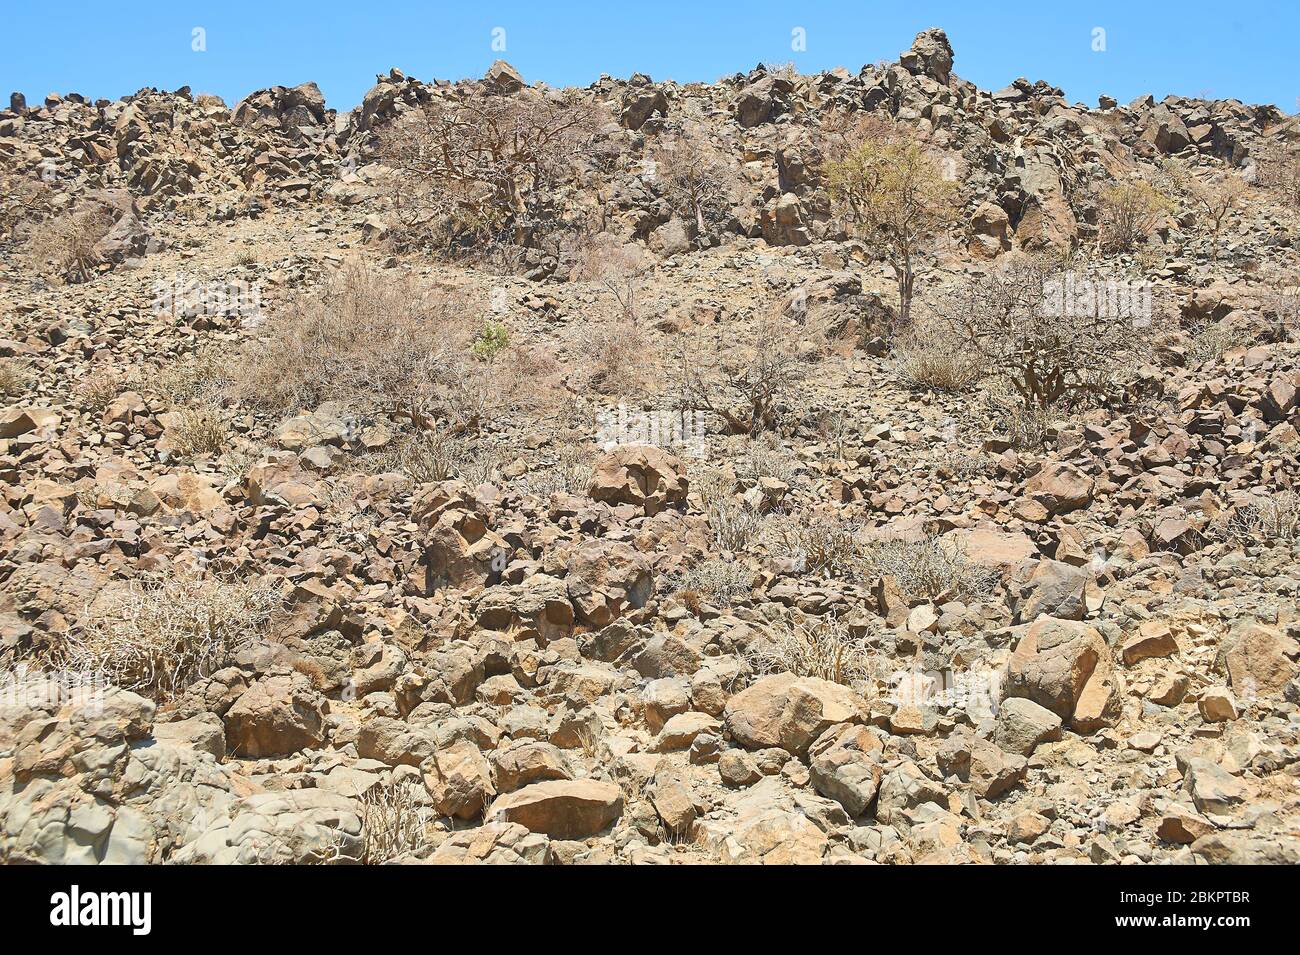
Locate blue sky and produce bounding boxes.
[2,1,1296,114]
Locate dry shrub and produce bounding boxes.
[518,442,594,497]
[893,310,983,392]
[764,513,865,578]
[937,253,1150,409]
[1214,492,1300,545]
[1254,144,1300,210]
[676,305,817,434]
[24,203,114,281]
[572,232,655,321]
[1258,285,1299,343]
[157,350,232,406]
[235,262,540,433]
[1186,321,1240,365]
[0,359,30,398]
[359,781,439,864]
[61,572,281,698]
[0,172,51,240]
[734,439,797,489]
[746,614,878,686]
[677,559,754,605]
[863,537,998,601]
[707,498,764,552]
[376,89,600,261]
[646,128,738,243]
[578,316,658,395]
[1098,180,1172,252]
[167,405,230,458]
[77,366,126,412]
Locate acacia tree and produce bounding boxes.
[823,121,958,326]
[376,89,600,258]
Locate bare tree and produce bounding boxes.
[646,129,736,242]
[572,232,655,320]
[936,253,1150,409]
[675,304,818,434]
[823,117,958,325]
[376,89,601,259]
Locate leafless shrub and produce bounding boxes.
[734,439,798,489]
[24,203,114,282]
[1098,180,1172,253]
[1254,144,1300,210]
[707,498,764,552]
[936,253,1150,409]
[518,442,594,497]
[61,572,281,699]
[167,405,230,458]
[359,781,438,864]
[1214,492,1300,545]
[235,262,533,433]
[578,316,659,395]
[678,559,754,605]
[863,537,998,601]
[1258,285,1300,343]
[675,306,816,434]
[375,89,601,261]
[1186,322,1240,364]
[0,172,51,240]
[764,513,865,578]
[77,367,126,412]
[157,350,232,407]
[572,232,655,321]
[746,614,878,686]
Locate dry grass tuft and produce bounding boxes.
[61,572,281,698]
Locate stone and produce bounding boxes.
[992,697,1063,756]
[1004,616,1122,731]
[587,445,688,516]
[723,673,863,757]
[223,672,327,758]
[486,780,623,839]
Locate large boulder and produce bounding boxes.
[587,445,688,516]
[1003,616,1122,732]
[565,539,652,627]
[223,671,328,758]
[724,673,863,757]
[486,779,623,839]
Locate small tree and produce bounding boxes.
[824,122,958,325]
[376,89,600,259]
[1098,180,1171,253]
[646,129,736,242]
[1184,172,1248,262]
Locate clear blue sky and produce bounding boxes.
[2,1,1296,114]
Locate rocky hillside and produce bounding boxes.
[1,30,1297,865]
